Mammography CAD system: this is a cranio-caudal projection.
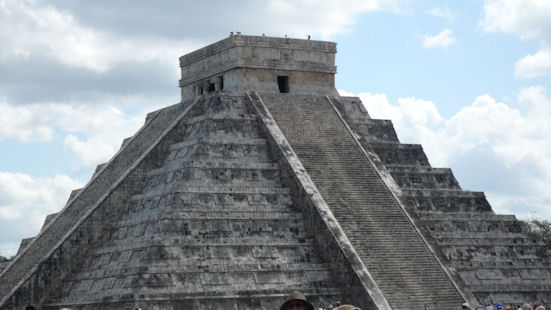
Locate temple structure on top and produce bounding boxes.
[1,35,550,310]
[178,35,338,100]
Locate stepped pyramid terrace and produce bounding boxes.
[1,35,550,310]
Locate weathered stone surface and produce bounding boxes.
[2,35,549,309]
[334,95,551,306]
[179,35,338,100]
[257,93,466,309]
[0,98,200,309]
[0,262,8,276]
[248,91,391,310]
[43,95,340,309]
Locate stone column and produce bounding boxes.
[213,76,222,91]
[195,81,203,95]
[202,80,210,94]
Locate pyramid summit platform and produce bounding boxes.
[1,35,550,310]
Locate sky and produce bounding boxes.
[0,0,550,257]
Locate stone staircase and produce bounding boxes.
[333,96,551,305]
[45,95,340,309]
[259,93,465,309]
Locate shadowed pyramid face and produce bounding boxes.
[49,95,340,309]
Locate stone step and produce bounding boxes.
[126,202,294,215]
[130,186,290,201]
[47,289,341,310]
[118,211,303,225]
[353,119,400,143]
[467,283,551,292]
[183,118,262,139]
[199,95,251,115]
[143,179,282,192]
[110,218,308,237]
[0,261,9,274]
[131,191,293,206]
[167,141,270,162]
[57,282,339,299]
[401,189,493,213]
[385,166,461,190]
[333,96,371,118]
[440,246,544,261]
[431,231,528,239]
[64,188,83,206]
[402,188,486,197]
[109,231,312,245]
[15,238,34,256]
[367,142,431,166]
[259,93,464,309]
[458,267,551,280]
[70,262,334,281]
[425,220,524,234]
[92,163,107,178]
[40,212,60,231]
[434,237,543,246]
[144,166,281,185]
[169,137,267,150]
[86,241,319,258]
[187,113,258,125]
[450,260,551,269]
[417,212,515,221]
[146,161,278,177]
[439,243,546,252]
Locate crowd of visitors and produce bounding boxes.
[279,291,361,310]
[279,291,548,310]
[461,301,548,310]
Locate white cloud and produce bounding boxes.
[58,105,148,167]
[0,0,200,73]
[338,89,356,97]
[0,173,80,221]
[0,242,19,259]
[265,0,403,39]
[0,103,55,142]
[0,172,82,256]
[350,86,551,220]
[422,28,457,48]
[427,7,453,20]
[63,133,121,167]
[0,100,150,167]
[481,0,551,78]
[514,50,551,78]
[480,0,551,45]
[0,0,404,73]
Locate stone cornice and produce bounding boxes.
[179,35,336,67]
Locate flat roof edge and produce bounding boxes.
[179,35,337,67]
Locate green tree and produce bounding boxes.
[520,219,551,248]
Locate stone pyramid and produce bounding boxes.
[1,35,549,310]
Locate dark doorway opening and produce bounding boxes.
[277,76,289,93]
[208,82,215,93]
